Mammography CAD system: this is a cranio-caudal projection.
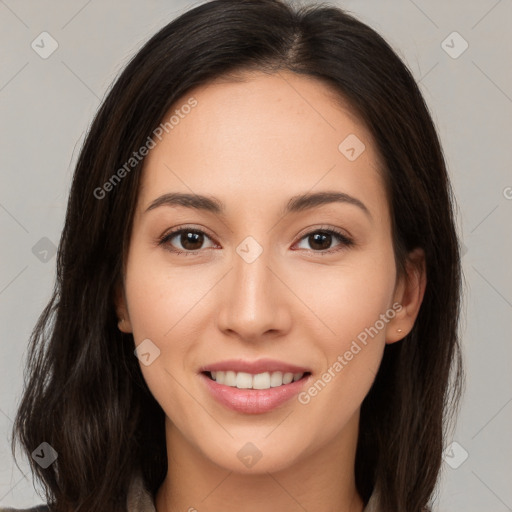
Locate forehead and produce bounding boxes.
[138,70,387,220]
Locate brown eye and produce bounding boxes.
[308,232,333,251]
[178,231,205,251]
[295,228,354,253]
[159,228,216,254]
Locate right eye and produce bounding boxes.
[158,227,218,255]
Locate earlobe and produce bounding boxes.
[387,248,427,344]
[114,280,133,333]
[117,316,132,333]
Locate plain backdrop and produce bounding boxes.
[1,0,511,510]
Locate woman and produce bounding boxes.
[5,0,463,511]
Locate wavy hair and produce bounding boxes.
[11,1,464,511]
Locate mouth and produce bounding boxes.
[201,370,311,390]
[199,370,313,414]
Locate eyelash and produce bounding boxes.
[158,225,354,257]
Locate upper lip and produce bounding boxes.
[200,358,311,375]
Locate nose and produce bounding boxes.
[216,244,292,342]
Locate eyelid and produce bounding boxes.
[160,223,216,241]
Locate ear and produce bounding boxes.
[386,247,427,344]
[113,279,133,333]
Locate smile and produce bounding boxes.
[200,371,312,414]
[205,370,308,389]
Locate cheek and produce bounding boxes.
[123,259,201,417]
[124,251,205,339]
[292,259,396,441]
[123,249,218,392]
[290,248,397,348]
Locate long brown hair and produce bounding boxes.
[12,1,464,511]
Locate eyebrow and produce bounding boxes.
[145,191,371,219]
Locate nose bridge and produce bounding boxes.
[216,236,290,339]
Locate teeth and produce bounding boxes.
[224,370,237,386]
[235,371,252,389]
[270,371,283,387]
[210,370,305,389]
[252,372,270,389]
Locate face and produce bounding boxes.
[116,70,425,475]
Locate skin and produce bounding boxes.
[116,70,426,512]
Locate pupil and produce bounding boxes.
[182,231,203,250]
[310,232,331,250]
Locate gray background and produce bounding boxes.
[1,0,511,510]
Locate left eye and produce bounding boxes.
[294,229,353,253]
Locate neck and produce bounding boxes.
[155,411,364,512]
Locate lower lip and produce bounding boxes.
[199,372,311,414]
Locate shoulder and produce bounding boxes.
[0,506,50,512]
